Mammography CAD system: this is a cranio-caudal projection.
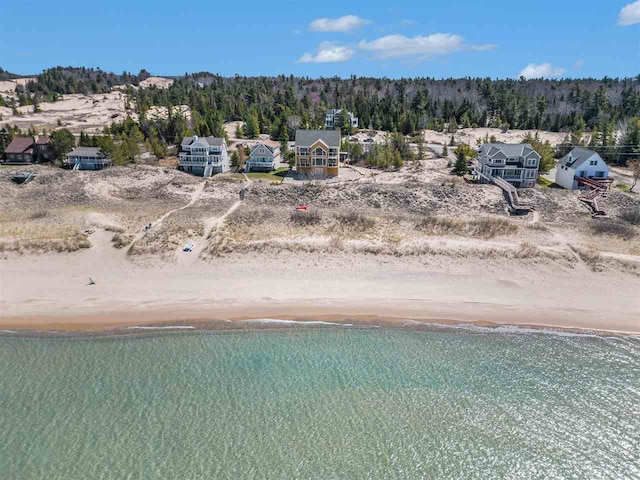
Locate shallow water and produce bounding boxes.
[0,326,639,479]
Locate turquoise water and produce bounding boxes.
[0,326,639,479]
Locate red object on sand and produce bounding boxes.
[295,206,308,211]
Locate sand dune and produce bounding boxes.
[0,163,638,333]
[0,91,130,133]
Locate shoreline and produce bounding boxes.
[1,307,638,336]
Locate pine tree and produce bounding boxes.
[453,150,467,174]
[244,113,260,139]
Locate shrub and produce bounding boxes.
[415,216,517,239]
[290,210,321,225]
[111,232,133,249]
[467,218,516,238]
[29,210,49,220]
[590,219,636,240]
[619,208,640,226]
[336,211,375,230]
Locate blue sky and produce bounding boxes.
[1,0,638,79]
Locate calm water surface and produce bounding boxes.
[0,326,639,479]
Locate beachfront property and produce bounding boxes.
[245,140,280,172]
[325,109,358,130]
[66,147,112,170]
[295,129,341,177]
[555,147,610,190]
[178,135,229,177]
[3,136,52,164]
[476,143,541,188]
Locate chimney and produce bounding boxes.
[193,135,198,143]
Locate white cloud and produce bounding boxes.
[574,59,585,69]
[309,15,372,32]
[297,42,354,63]
[357,33,495,59]
[618,0,640,25]
[519,63,566,79]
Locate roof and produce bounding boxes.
[559,147,602,169]
[250,141,281,154]
[295,129,341,148]
[260,140,281,148]
[181,136,224,147]
[67,147,104,157]
[4,137,34,154]
[35,136,50,145]
[481,143,540,159]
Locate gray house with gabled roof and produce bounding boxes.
[178,135,229,177]
[477,143,541,188]
[67,147,112,170]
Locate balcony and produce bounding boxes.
[179,154,223,166]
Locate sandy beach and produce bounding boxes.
[1,228,639,333]
[1,162,639,334]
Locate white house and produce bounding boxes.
[325,109,358,130]
[66,147,112,170]
[477,143,541,188]
[555,147,610,190]
[178,135,229,177]
[245,140,281,172]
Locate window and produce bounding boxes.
[328,159,338,167]
[299,159,310,167]
[526,158,537,166]
[299,148,308,155]
[590,160,597,166]
[594,171,605,178]
[526,170,536,179]
[313,158,325,166]
[313,147,325,156]
[329,148,338,156]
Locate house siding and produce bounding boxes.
[294,130,341,178]
[555,149,610,190]
[178,136,229,177]
[477,144,540,188]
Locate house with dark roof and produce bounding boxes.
[66,147,111,170]
[34,136,53,162]
[245,140,281,173]
[295,129,341,177]
[178,135,229,177]
[477,143,541,188]
[4,137,36,163]
[3,136,53,164]
[555,147,610,190]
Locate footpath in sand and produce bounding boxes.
[0,163,639,334]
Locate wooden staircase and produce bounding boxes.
[574,176,612,217]
[475,170,533,215]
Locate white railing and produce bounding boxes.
[179,155,223,166]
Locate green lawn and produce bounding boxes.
[246,167,289,181]
[615,183,636,193]
[537,177,554,188]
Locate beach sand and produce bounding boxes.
[1,164,638,334]
[1,233,638,333]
